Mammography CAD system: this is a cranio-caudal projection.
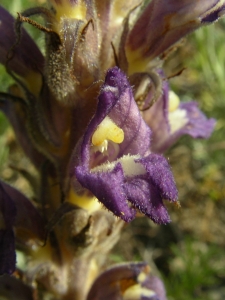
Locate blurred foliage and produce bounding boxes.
[165,237,225,300]
[0,1,225,300]
[164,20,225,300]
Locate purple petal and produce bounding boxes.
[79,67,151,169]
[0,230,16,275]
[127,0,225,60]
[137,154,178,202]
[0,183,17,274]
[86,262,147,300]
[0,182,17,228]
[1,182,45,242]
[0,181,45,274]
[74,67,177,223]
[143,83,216,153]
[123,153,178,224]
[202,3,225,22]
[124,178,171,224]
[142,275,167,300]
[76,163,136,222]
[142,81,170,153]
[87,262,167,300]
[0,6,44,76]
[179,102,216,138]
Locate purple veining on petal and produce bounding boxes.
[79,67,151,168]
[143,81,216,153]
[0,6,44,76]
[142,80,170,153]
[74,67,178,223]
[127,0,225,60]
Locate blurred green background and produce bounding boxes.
[0,1,225,299]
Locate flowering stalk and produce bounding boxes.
[0,0,224,299]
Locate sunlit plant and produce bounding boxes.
[0,1,224,299]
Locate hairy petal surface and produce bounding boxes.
[74,67,177,223]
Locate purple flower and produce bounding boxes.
[142,80,216,153]
[87,262,167,300]
[0,6,44,77]
[0,181,45,275]
[74,67,178,224]
[126,0,225,66]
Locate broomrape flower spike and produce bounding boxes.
[0,0,224,299]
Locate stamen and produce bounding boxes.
[92,116,124,151]
[123,284,156,299]
[168,91,188,134]
[137,272,147,283]
[92,140,108,154]
[168,90,180,112]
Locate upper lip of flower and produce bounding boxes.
[126,0,225,64]
[86,262,167,300]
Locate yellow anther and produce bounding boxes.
[168,90,180,112]
[137,272,147,283]
[123,284,155,300]
[92,116,124,147]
